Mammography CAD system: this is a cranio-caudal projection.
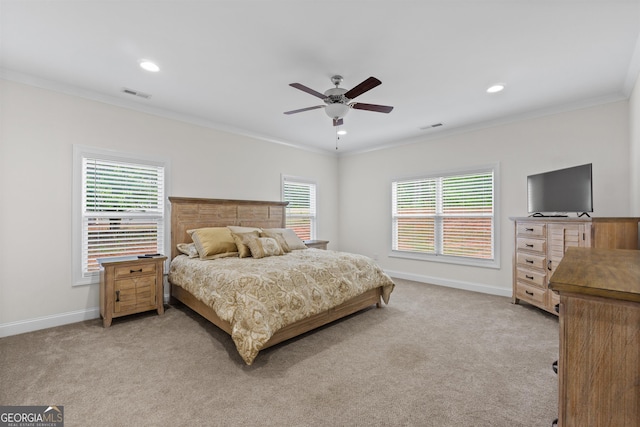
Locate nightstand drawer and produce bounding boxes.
[115,263,156,279]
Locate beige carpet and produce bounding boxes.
[0,279,559,426]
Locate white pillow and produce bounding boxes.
[262,228,307,250]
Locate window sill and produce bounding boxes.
[389,250,500,269]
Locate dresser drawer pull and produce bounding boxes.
[525,290,534,296]
[547,260,552,271]
[525,227,534,232]
[525,259,534,264]
[130,268,143,273]
[525,243,534,248]
[116,290,120,302]
[526,275,534,280]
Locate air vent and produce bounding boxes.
[420,123,443,130]
[121,88,152,99]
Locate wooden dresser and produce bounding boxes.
[549,248,640,427]
[99,256,167,327]
[510,217,639,314]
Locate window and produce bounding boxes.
[392,166,498,267]
[282,176,316,240]
[73,145,169,285]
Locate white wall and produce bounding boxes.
[0,80,339,333]
[0,77,635,336]
[338,100,631,295]
[630,72,640,216]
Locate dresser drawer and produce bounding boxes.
[516,237,546,253]
[515,281,547,306]
[516,252,547,270]
[115,262,156,279]
[516,222,546,237]
[516,267,546,288]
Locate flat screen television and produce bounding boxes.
[527,163,593,216]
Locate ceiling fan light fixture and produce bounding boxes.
[325,103,350,119]
[337,129,347,135]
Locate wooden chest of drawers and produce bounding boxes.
[99,256,166,327]
[511,217,640,315]
[514,221,556,313]
[550,248,640,426]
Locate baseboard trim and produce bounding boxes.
[385,269,512,298]
[1,294,173,338]
[0,307,101,338]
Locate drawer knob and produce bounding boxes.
[525,227,534,232]
[130,268,143,273]
[547,260,552,271]
[525,290,534,296]
[115,290,120,302]
[526,275,534,280]
[525,243,534,248]
[526,259,534,264]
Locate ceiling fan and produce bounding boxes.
[284,75,393,126]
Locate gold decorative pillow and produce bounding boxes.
[262,228,307,250]
[260,230,291,253]
[176,242,199,258]
[230,230,260,258]
[227,225,262,234]
[187,227,239,260]
[242,235,284,259]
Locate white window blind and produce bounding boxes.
[283,177,316,240]
[81,157,165,278]
[392,168,495,263]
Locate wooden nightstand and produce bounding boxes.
[99,256,167,327]
[304,240,329,250]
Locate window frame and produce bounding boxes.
[72,145,171,286]
[390,164,500,269]
[281,175,317,241]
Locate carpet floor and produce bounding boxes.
[0,279,559,426]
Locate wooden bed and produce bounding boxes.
[168,196,384,352]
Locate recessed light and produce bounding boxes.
[487,84,505,93]
[139,60,160,72]
[337,130,347,135]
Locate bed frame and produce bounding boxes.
[168,197,383,351]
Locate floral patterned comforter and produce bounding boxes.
[168,249,395,364]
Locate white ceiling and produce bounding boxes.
[2,0,640,154]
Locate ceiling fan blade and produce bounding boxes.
[333,118,344,127]
[289,83,326,99]
[284,105,324,115]
[351,103,394,113]
[344,76,382,99]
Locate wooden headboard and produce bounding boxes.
[168,197,288,260]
